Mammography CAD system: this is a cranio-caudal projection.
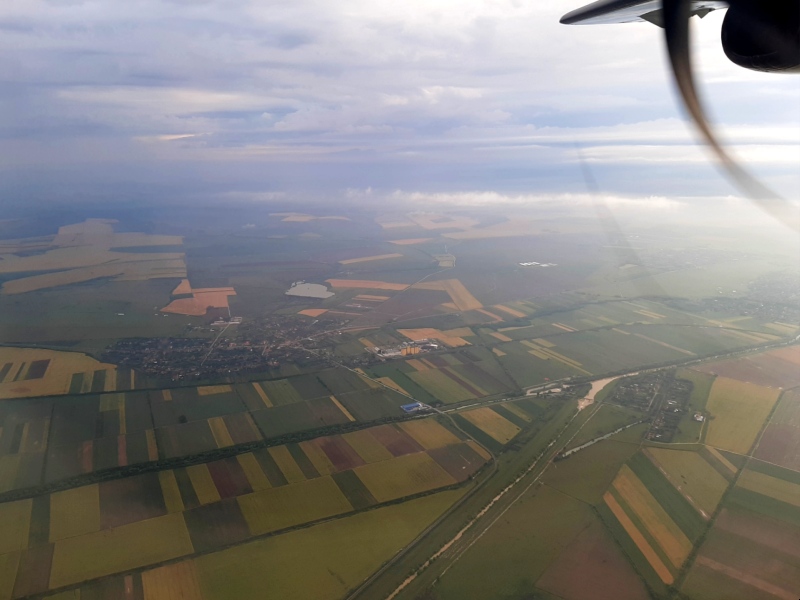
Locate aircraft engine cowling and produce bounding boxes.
[721,0,800,72]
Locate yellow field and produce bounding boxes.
[49,484,101,542]
[49,513,194,589]
[613,465,692,569]
[0,552,20,600]
[492,348,507,357]
[604,492,674,585]
[238,477,352,535]
[521,341,592,375]
[0,219,187,294]
[329,396,355,421]
[443,327,473,337]
[355,294,391,301]
[376,377,410,396]
[490,332,513,342]
[208,417,234,448]
[460,407,521,444]
[186,464,221,506]
[339,253,403,265]
[342,429,394,463]
[398,328,471,347]
[142,560,205,600]
[246,382,270,408]
[0,498,31,554]
[298,308,328,318]
[355,452,457,502]
[705,377,780,454]
[389,238,433,245]
[406,358,430,371]
[298,441,337,476]
[398,419,460,449]
[0,347,118,399]
[236,453,272,491]
[737,469,800,507]
[494,304,527,318]
[408,370,474,403]
[3,262,126,294]
[268,446,307,484]
[413,279,482,311]
[326,279,409,291]
[476,308,504,322]
[646,449,728,516]
[442,218,539,240]
[197,385,231,396]
[161,286,236,316]
[158,470,185,513]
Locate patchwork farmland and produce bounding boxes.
[0,418,488,597]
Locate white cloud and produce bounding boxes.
[0,1,797,200]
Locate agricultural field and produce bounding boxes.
[0,367,413,495]
[1,205,799,600]
[644,448,730,516]
[160,280,237,316]
[0,417,487,596]
[703,377,781,455]
[693,345,800,389]
[565,404,644,449]
[600,451,709,591]
[681,462,800,600]
[0,347,127,400]
[754,389,800,471]
[0,219,186,295]
[196,489,465,600]
[671,368,715,443]
[421,484,598,599]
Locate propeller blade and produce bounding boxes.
[661,0,800,231]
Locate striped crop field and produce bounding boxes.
[460,407,521,444]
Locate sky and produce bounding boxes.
[1,0,799,211]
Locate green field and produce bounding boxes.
[545,439,642,505]
[673,368,715,442]
[645,448,729,516]
[566,404,644,449]
[194,489,465,600]
[427,485,594,600]
[704,377,780,454]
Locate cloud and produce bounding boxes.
[0,1,797,201]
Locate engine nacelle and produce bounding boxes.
[722,0,800,72]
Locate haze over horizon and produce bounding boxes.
[2,0,799,213]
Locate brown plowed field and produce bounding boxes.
[316,436,365,471]
[756,390,800,470]
[691,510,800,600]
[369,425,424,457]
[693,349,800,389]
[536,519,651,600]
